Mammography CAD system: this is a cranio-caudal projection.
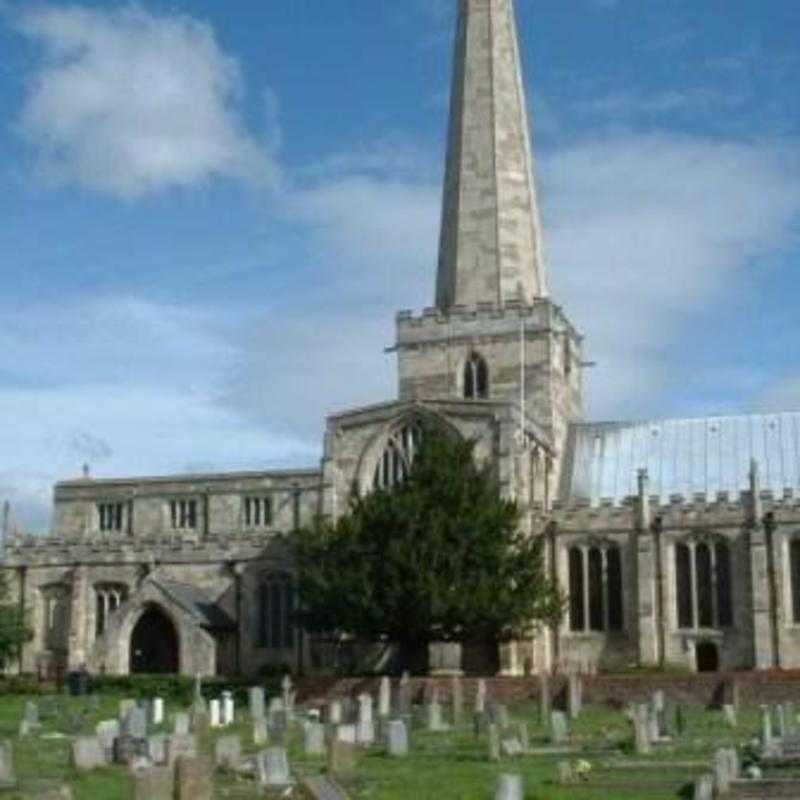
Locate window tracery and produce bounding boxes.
[568,541,623,633]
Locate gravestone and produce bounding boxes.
[336,725,357,744]
[693,773,713,800]
[150,698,164,726]
[214,735,241,770]
[119,699,136,720]
[253,718,268,746]
[189,706,209,735]
[209,699,222,729]
[761,705,774,750]
[175,756,213,800]
[495,773,523,800]
[549,711,569,745]
[722,704,737,728]
[305,722,326,756]
[0,741,16,789]
[475,679,487,714]
[386,720,408,757]
[488,703,509,728]
[71,737,105,771]
[631,703,652,755]
[426,692,445,732]
[713,747,732,795]
[327,700,343,725]
[132,766,173,800]
[281,674,294,717]
[95,720,119,763]
[166,734,197,766]
[327,739,356,776]
[173,713,190,736]
[501,737,524,758]
[539,675,550,723]
[356,694,375,745]
[147,734,167,765]
[556,760,574,785]
[515,722,529,752]
[258,747,291,787]
[124,708,148,739]
[378,677,391,718]
[221,691,234,726]
[24,701,41,731]
[487,724,501,762]
[249,687,265,721]
[567,675,582,719]
[299,775,349,800]
[451,676,464,727]
[398,672,411,716]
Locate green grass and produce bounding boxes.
[0,693,770,799]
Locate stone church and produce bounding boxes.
[3,0,800,678]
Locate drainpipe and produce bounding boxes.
[653,516,665,668]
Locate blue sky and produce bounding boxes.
[1,0,799,531]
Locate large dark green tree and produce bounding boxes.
[292,424,562,667]
[0,570,31,667]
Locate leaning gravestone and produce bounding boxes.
[0,741,16,789]
[175,756,213,800]
[70,737,105,771]
[132,766,173,800]
[327,739,357,776]
[299,775,350,800]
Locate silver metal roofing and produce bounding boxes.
[561,412,800,504]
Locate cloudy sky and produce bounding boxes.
[1,0,799,531]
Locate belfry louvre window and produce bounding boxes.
[568,544,624,632]
[169,499,197,530]
[257,574,295,650]
[464,353,489,399]
[675,539,733,629]
[244,497,272,527]
[98,502,124,532]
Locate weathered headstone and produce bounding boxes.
[132,766,173,800]
[475,679,487,714]
[761,705,774,750]
[327,699,343,725]
[713,747,733,795]
[336,724,357,744]
[253,718,268,746]
[557,760,574,785]
[495,773,523,800]
[189,706,209,735]
[304,722,326,756]
[71,737,105,771]
[119,699,136,721]
[214,735,241,770]
[567,674,583,719]
[175,756,213,800]
[327,739,356,776]
[249,687,265,721]
[299,775,349,800]
[451,676,464,727]
[258,747,291,787]
[357,694,375,745]
[150,698,164,726]
[24,701,40,731]
[539,674,550,723]
[693,773,713,800]
[281,674,294,717]
[221,691,234,726]
[386,719,408,757]
[426,690,445,732]
[209,699,222,729]
[378,677,392,718]
[124,708,148,739]
[95,720,119,764]
[722,704,737,728]
[487,723,501,762]
[166,734,197,766]
[0,741,16,789]
[549,711,569,745]
[488,703,509,728]
[173,713,190,737]
[631,703,652,755]
[147,734,167,766]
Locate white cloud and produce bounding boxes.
[541,133,800,418]
[13,4,274,198]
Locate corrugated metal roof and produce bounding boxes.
[561,412,800,504]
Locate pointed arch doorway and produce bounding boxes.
[130,605,179,674]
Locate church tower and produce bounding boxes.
[395,0,583,497]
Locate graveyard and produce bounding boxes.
[0,673,799,799]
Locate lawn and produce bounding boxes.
[0,693,764,799]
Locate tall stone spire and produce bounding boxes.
[436,0,547,310]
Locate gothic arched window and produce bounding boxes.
[568,543,624,632]
[373,421,423,490]
[95,584,128,637]
[463,353,489,400]
[257,573,295,650]
[674,538,733,629]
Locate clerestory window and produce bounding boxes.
[568,543,624,632]
[675,538,733,629]
[169,499,197,530]
[244,496,273,528]
[98,502,124,533]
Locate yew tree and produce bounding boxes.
[0,570,31,666]
[292,426,562,665]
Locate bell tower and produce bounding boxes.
[395,0,583,493]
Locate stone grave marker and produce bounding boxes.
[258,747,291,788]
[488,703,509,728]
[299,775,349,800]
[475,679,487,714]
[281,674,294,717]
[495,773,523,800]
[487,723,501,762]
[451,676,464,727]
[549,711,569,745]
[631,703,651,755]
[124,707,148,739]
[214,735,241,770]
[150,698,164,726]
[426,690,446,732]
[327,699,343,725]
[327,739,356,776]
[398,672,411,716]
[693,773,713,800]
[357,694,375,745]
[556,760,573,785]
[336,724,357,744]
[70,737,105,771]
[722,704,737,728]
[95,720,119,764]
[253,718,268,746]
[249,687,265,721]
[378,676,391,718]
[175,756,213,800]
[132,766,173,800]
[0,741,16,789]
[209,699,222,729]
[166,733,197,766]
[24,700,41,731]
[221,691,234,726]
[567,674,582,719]
[305,722,326,756]
[119,699,136,720]
[147,734,167,765]
[173,713,190,736]
[189,706,209,735]
[386,719,408,757]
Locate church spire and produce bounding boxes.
[436,0,547,310]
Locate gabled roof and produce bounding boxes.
[151,578,236,631]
